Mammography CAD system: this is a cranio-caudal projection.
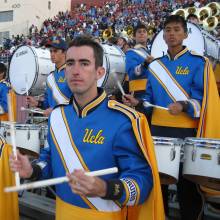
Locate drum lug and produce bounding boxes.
[170,147,176,161]
[3,130,7,138]
[218,153,220,165]
[27,128,30,140]
[192,148,196,162]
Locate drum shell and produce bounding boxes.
[9,46,55,95]
[153,136,182,184]
[3,123,41,157]
[99,44,126,94]
[183,138,220,190]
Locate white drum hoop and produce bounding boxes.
[183,137,220,190]
[151,22,206,58]
[9,46,55,95]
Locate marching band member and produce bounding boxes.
[123,15,220,219]
[26,38,72,116]
[0,63,11,121]
[125,23,153,113]
[9,36,164,220]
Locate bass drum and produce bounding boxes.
[151,22,205,58]
[99,44,126,94]
[9,46,55,95]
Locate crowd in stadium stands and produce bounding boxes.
[0,0,217,63]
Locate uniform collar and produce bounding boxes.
[71,88,107,118]
[56,63,66,72]
[166,46,188,61]
[134,43,146,49]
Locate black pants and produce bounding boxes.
[151,125,204,220]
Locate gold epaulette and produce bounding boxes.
[107,100,140,121]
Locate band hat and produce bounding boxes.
[46,38,67,50]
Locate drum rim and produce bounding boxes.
[153,141,182,146]
[9,46,41,95]
[4,124,41,129]
[153,136,183,142]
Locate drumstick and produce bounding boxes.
[21,106,44,115]
[143,101,169,110]
[25,74,29,96]
[7,94,20,186]
[5,167,118,193]
[112,70,125,96]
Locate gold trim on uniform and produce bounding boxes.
[121,180,130,206]
[50,126,68,171]
[57,64,66,72]
[81,91,106,117]
[129,79,147,92]
[167,47,188,60]
[149,67,176,102]
[158,60,189,98]
[61,107,89,171]
[133,179,141,205]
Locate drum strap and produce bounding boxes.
[149,60,189,101]
[47,74,69,105]
[50,107,121,212]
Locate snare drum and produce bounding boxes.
[153,136,182,184]
[4,123,41,156]
[99,44,126,94]
[183,138,220,190]
[9,46,55,95]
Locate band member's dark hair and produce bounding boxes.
[186,13,198,21]
[133,23,147,36]
[0,63,7,78]
[164,15,188,33]
[68,36,103,68]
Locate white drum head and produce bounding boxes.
[9,46,38,95]
[9,46,54,95]
[151,23,205,58]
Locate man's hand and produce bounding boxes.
[122,94,139,107]
[145,55,154,64]
[67,169,107,197]
[168,102,183,115]
[26,96,38,108]
[43,108,53,117]
[9,150,33,179]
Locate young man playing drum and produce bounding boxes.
[0,63,11,120]
[123,15,220,219]
[26,38,72,116]
[9,36,164,220]
[125,23,153,114]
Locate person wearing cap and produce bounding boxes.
[26,38,72,116]
[124,23,154,117]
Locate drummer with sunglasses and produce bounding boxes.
[123,15,220,219]
[26,38,72,116]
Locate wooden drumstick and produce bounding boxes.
[5,167,118,193]
[25,74,29,97]
[112,70,125,96]
[21,106,44,115]
[143,101,169,110]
